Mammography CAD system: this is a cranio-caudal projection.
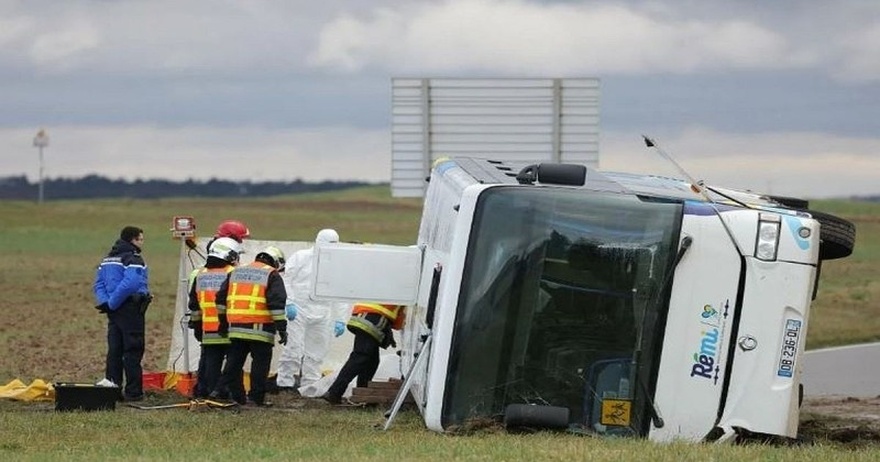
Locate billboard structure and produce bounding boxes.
[391,77,600,197]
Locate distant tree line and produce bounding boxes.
[0,175,375,200]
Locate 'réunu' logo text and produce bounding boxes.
[690,328,720,383]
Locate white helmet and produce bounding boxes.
[316,228,339,244]
[257,245,286,271]
[208,237,242,264]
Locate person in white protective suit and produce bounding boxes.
[276,229,351,393]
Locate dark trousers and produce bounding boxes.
[218,339,273,405]
[327,329,380,400]
[195,343,229,398]
[105,301,145,399]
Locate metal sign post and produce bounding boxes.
[179,237,191,375]
[171,217,197,377]
[32,129,49,204]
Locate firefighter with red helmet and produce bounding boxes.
[205,220,250,254]
[214,220,250,242]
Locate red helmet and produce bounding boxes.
[214,220,250,243]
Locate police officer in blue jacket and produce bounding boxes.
[93,226,152,401]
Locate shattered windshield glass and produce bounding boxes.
[442,187,682,435]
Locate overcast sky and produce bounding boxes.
[1,0,878,198]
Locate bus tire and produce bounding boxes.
[808,210,856,260]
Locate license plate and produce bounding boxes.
[777,319,802,378]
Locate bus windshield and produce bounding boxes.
[442,187,683,435]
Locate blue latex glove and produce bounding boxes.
[334,321,345,337]
[285,304,298,321]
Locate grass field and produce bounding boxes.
[806,199,880,348]
[0,187,877,460]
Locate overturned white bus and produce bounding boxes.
[312,156,855,442]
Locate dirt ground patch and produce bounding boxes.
[799,395,880,447]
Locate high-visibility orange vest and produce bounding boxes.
[351,302,406,330]
[195,266,234,345]
[226,261,276,343]
[347,302,407,343]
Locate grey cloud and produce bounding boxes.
[30,21,100,68]
[2,1,877,81]
[309,0,878,81]
[831,22,880,83]
[0,0,340,76]
[0,0,877,197]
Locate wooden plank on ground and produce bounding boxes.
[350,379,414,404]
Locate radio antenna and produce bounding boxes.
[642,135,745,256]
[642,135,714,202]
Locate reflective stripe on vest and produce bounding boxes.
[228,324,275,344]
[189,268,203,322]
[188,268,199,289]
[351,303,401,322]
[196,266,234,345]
[346,312,389,343]
[226,262,275,343]
[201,332,230,345]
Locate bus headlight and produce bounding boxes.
[755,214,781,261]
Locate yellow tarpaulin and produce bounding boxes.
[0,379,55,401]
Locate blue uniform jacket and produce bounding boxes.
[93,239,150,311]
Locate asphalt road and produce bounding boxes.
[803,342,880,397]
